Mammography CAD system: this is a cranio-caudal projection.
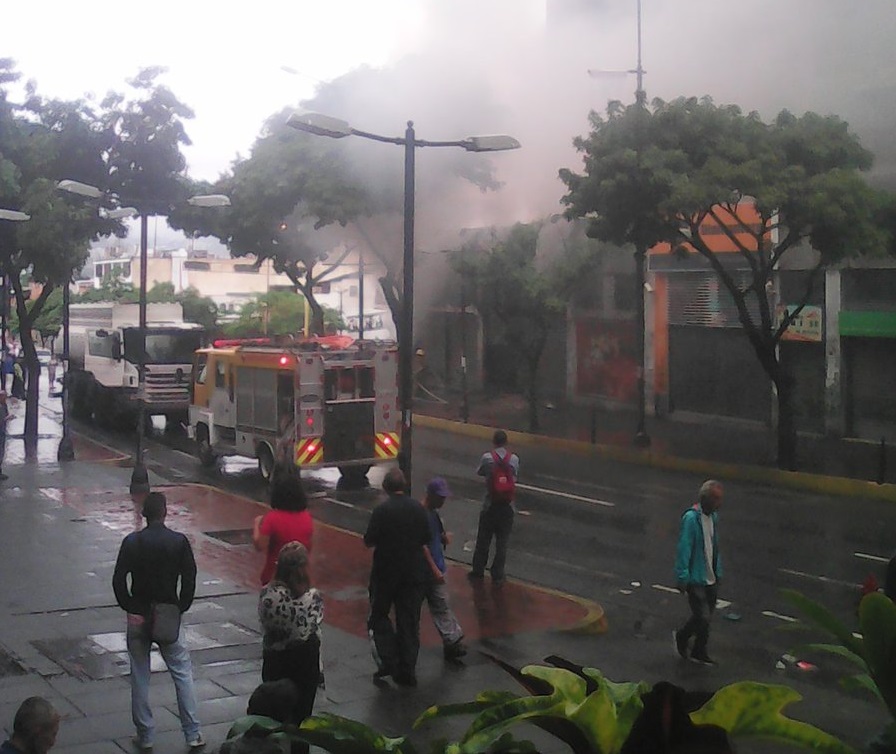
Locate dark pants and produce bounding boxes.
[678,584,718,657]
[262,636,321,754]
[367,578,424,680]
[471,503,514,581]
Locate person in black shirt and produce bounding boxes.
[364,468,431,687]
[112,492,204,750]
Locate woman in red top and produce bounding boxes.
[253,468,313,585]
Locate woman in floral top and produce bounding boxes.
[258,541,322,747]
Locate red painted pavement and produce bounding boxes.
[48,484,594,647]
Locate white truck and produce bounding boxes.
[68,302,204,429]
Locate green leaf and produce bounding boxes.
[414,692,519,729]
[781,589,865,656]
[226,715,288,739]
[841,673,885,704]
[859,593,896,718]
[800,642,868,670]
[296,713,413,754]
[691,682,858,754]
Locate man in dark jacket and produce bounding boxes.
[112,492,204,750]
[364,468,431,687]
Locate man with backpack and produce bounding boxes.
[469,430,520,586]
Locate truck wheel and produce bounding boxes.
[257,443,276,482]
[196,425,216,468]
[338,465,371,490]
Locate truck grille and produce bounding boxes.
[144,367,191,408]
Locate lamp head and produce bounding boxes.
[287,112,353,139]
[57,179,103,199]
[463,135,521,153]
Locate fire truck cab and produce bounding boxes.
[188,338,400,482]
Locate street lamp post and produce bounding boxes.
[358,251,365,341]
[57,281,74,461]
[287,112,519,491]
[632,0,651,448]
[588,0,651,448]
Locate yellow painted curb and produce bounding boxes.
[415,414,896,503]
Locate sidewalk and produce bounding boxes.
[418,391,896,497]
[0,444,603,753]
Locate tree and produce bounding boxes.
[454,222,598,432]
[560,96,892,470]
[0,60,121,454]
[221,290,342,339]
[9,287,63,346]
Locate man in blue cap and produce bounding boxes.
[422,477,467,663]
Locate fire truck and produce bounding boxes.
[188,337,400,482]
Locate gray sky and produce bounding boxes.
[4,0,894,251]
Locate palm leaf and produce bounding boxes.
[296,713,413,754]
[781,589,864,656]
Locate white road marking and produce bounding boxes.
[323,497,362,510]
[763,610,798,623]
[855,552,888,564]
[779,568,858,588]
[516,483,615,507]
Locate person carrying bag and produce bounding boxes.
[112,491,205,749]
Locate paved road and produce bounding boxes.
[61,410,896,749]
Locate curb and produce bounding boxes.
[415,414,896,503]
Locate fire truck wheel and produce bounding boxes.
[338,465,371,489]
[257,443,276,482]
[196,425,216,468]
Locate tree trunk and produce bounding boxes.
[18,327,40,460]
[775,369,798,471]
[308,297,325,337]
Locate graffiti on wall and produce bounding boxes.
[575,318,638,403]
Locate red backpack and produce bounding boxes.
[489,451,516,503]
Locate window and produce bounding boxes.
[234,264,257,273]
[88,332,117,359]
[215,360,227,388]
[195,354,208,385]
[349,285,358,298]
[184,261,211,271]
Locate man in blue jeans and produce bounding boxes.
[469,430,520,586]
[112,492,204,749]
[673,480,724,666]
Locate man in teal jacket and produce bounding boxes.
[673,480,723,666]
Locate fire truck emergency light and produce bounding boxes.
[279,355,291,366]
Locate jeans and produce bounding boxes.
[126,615,201,745]
[677,584,718,658]
[470,502,514,581]
[367,578,425,679]
[424,580,464,646]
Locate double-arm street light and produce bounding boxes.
[286,112,519,491]
[57,180,229,477]
[0,209,31,392]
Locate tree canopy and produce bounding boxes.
[560,96,893,468]
[452,221,599,431]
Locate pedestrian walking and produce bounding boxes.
[0,697,60,754]
[129,467,151,530]
[0,390,12,481]
[469,429,520,585]
[253,467,313,586]
[672,479,724,666]
[47,356,57,391]
[422,477,467,663]
[258,542,323,754]
[364,468,431,687]
[11,357,25,400]
[112,492,205,750]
